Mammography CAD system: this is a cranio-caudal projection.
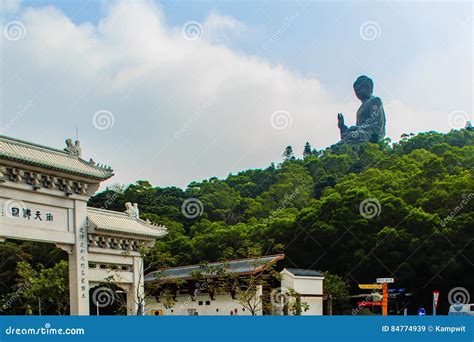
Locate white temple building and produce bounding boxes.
[145,255,325,316]
[280,268,325,315]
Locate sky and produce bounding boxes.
[1,0,472,189]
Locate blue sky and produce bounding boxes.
[1,0,472,188]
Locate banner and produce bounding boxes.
[0,316,471,342]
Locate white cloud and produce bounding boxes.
[202,9,247,45]
[0,0,460,188]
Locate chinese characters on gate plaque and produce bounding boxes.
[8,206,54,222]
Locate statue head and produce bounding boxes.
[353,75,373,101]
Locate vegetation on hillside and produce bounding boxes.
[91,128,474,313]
[1,129,472,314]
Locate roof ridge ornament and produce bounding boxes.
[94,162,112,171]
[125,202,139,219]
[64,138,82,157]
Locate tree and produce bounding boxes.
[224,258,281,316]
[323,271,350,310]
[303,142,312,157]
[11,261,69,315]
[285,288,310,315]
[303,142,312,158]
[282,146,295,161]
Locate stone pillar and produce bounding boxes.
[69,200,90,315]
[127,256,144,315]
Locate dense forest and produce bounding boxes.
[1,129,472,314]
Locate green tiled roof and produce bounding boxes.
[0,135,113,180]
[284,268,324,277]
[88,207,167,239]
[145,254,284,282]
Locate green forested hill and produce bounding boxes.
[1,129,472,314]
[89,129,473,310]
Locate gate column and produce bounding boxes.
[69,199,90,315]
[126,256,145,315]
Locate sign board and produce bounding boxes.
[418,308,426,316]
[358,284,382,290]
[388,288,406,298]
[0,199,68,232]
[433,291,440,308]
[376,278,394,284]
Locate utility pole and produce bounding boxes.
[382,283,388,316]
[328,294,333,316]
[376,278,394,316]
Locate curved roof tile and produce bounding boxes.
[88,207,167,239]
[0,135,113,180]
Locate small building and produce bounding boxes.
[280,268,324,316]
[145,255,325,316]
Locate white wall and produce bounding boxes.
[290,277,323,295]
[146,292,261,316]
[145,274,324,316]
[301,296,324,316]
[280,271,324,316]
